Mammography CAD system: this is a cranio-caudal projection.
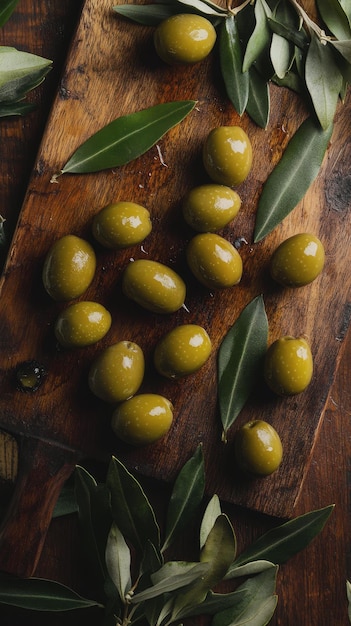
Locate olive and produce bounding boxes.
[55,301,112,348]
[270,233,325,287]
[186,233,243,289]
[111,393,174,445]
[154,324,212,379]
[182,184,241,233]
[203,126,252,187]
[88,341,145,403]
[92,201,152,249]
[264,336,313,395]
[122,259,186,314]
[42,234,96,301]
[154,14,217,65]
[235,420,283,476]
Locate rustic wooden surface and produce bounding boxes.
[0,0,351,624]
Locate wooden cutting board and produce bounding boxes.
[0,0,350,577]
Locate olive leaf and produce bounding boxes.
[227,560,276,579]
[305,33,343,130]
[339,0,351,24]
[219,15,249,116]
[0,101,35,117]
[316,0,351,40]
[267,17,308,49]
[226,504,334,575]
[218,295,269,442]
[0,47,52,103]
[347,580,351,623]
[52,481,78,518]
[112,3,179,26]
[0,0,20,27]
[58,100,196,175]
[242,0,272,72]
[131,561,210,603]
[176,0,226,17]
[331,39,351,64]
[200,493,222,549]
[212,567,278,626]
[254,116,333,242]
[105,522,132,603]
[107,455,160,555]
[245,65,270,128]
[161,444,205,553]
[0,575,103,611]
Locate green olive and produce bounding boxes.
[270,233,325,287]
[154,324,212,379]
[55,301,112,348]
[154,14,217,65]
[203,126,252,187]
[88,341,145,403]
[186,233,243,289]
[235,420,283,476]
[111,393,174,445]
[42,234,96,301]
[182,184,241,232]
[92,202,152,249]
[122,259,186,314]
[264,336,313,395]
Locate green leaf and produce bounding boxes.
[270,31,292,79]
[226,560,276,579]
[112,4,179,26]
[242,0,272,72]
[74,466,113,601]
[339,0,351,24]
[107,456,160,555]
[177,588,249,618]
[162,444,205,552]
[245,65,270,128]
[219,16,249,116]
[0,101,35,117]
[305,34,343,129]
[176,0,227,17]
[212,568,278,626]
[0,575,102,611]
[0,47,52,102]
[218,295,268,441]
[254,116,333,242]
[131,561,209,603]
[347,580,351,623]
[226,505,334,573]
[200,494,222,549]
[52,482,78,518]
[60,100,196,175]
[316,0,351,39]
[105,522,132,602]
[0,0,20,27]
[267,17,308,49]
[331,38,351,64]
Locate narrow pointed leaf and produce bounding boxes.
[200,494,222,549]
[162,444,205,552]
[113,3,178,25]
[0,47,52,100]
[270,32,292,79]
[254,116,333,242]
[0,101,35,117]
[212,568,278,626]
[105,522,132,602]
[60,100,196,174]
[267,17,308,49]
[226,505,334,574]
[242,0,272,72]
[53,482,78,518]
[218,295,268,440]
[245,65,270,128]
[347,580,351,622]
[305,34,343,130]
[331,39,351,64]
[219,16,249,116]
[177,588,249,618]
[107,456,160,555]
[316,0,351,39]
[225,560,275,579]
[176,0,226,16]
[0,0,20,27]
[0,576,102,611]
[339,0,351,24]
[131,562,209,603]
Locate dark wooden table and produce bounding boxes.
[0,2,350,624]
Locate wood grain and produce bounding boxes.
[0,0,350,579]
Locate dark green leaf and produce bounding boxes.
[242,0,272,72]
[105,522,132,602]
[226,505,334,573]
[176,0,227,17]
[267,17,308,49]
[177,588,249,618]
[347,580,351,622]
[316,0,351,39]
[60,100,196,175]
[52,482,78,518]
[305,33,343,129]
[245,65,270,128]
[254,116,333,242]
[0,101,35,117]
[212,568,278,626]
[0,575,102,611]
[162,444,205,552]
[218,295,268,441]
[331,38,351,64]
[0,47,52,102]
[74,466,113,601]
[219,16,249,116]
[227,560,276,579]
[0,0,20,27]
[339,0,351,24]
[200,494,222,549]
[107,456,160,555]
[132,561,209,603]
[272,68,303,94]
[113,4,179,26]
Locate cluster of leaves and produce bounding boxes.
[0,450,333,626]
[0,0,52,118]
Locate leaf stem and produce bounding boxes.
[287,0,332,44]
[226,0,253,17]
